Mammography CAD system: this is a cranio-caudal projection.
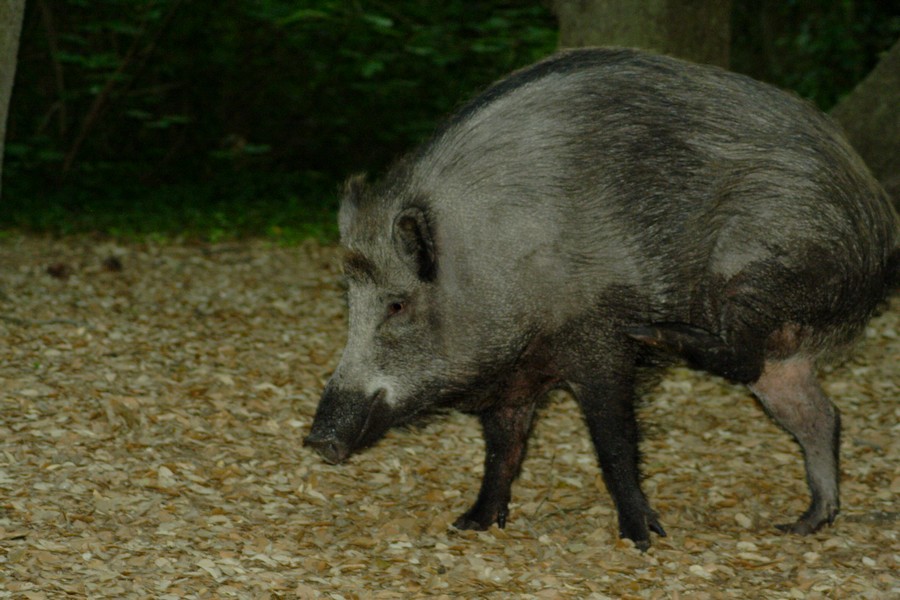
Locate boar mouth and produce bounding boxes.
[349,389,391,453]
[302,433,350,465]
[304,389,391,465]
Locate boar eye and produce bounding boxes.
[387,301,406,317]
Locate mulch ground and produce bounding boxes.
[0,235,897,599]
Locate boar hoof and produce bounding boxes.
[632,538,651,552]
[620,511,666,551]
[775,505,839,535]
[453,505,509,531]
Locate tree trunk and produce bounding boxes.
[830,38,900,202]
[552,0,732,67]
[0,0,26,200]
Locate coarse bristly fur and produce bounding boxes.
[307,47,900,550]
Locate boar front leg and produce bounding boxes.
[454,401,537,530]
[571,376,665,550]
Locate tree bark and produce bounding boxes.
[830,38,900,201]
[552,0,732,67]
[0,0,26,200]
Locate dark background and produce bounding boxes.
[2,0,898,240]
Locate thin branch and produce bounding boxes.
[61,0,184,173]
[37,0,67,136]
[61,20,147,173]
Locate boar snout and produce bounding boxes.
[304,385,392,464]
[303,430,351,464]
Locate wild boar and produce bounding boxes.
[304,47,899,549]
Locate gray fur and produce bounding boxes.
[306,47,899,549]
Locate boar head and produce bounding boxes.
[304,176,451,463]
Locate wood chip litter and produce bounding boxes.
[0,235,897,598]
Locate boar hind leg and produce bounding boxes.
[454,401,537,531]
[572,378,665,550]
[750,358,840,534]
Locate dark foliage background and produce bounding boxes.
[2,0,898,239]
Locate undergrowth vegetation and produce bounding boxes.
[2,0,897,240]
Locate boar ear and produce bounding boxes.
[343,173,367,205]
[393,206,437,282]
[338,174,367,238]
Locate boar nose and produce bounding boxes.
[303,431,351,464]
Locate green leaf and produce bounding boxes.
[361,60,385,78]
[279,9,329,25]
[362,14,393,29]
